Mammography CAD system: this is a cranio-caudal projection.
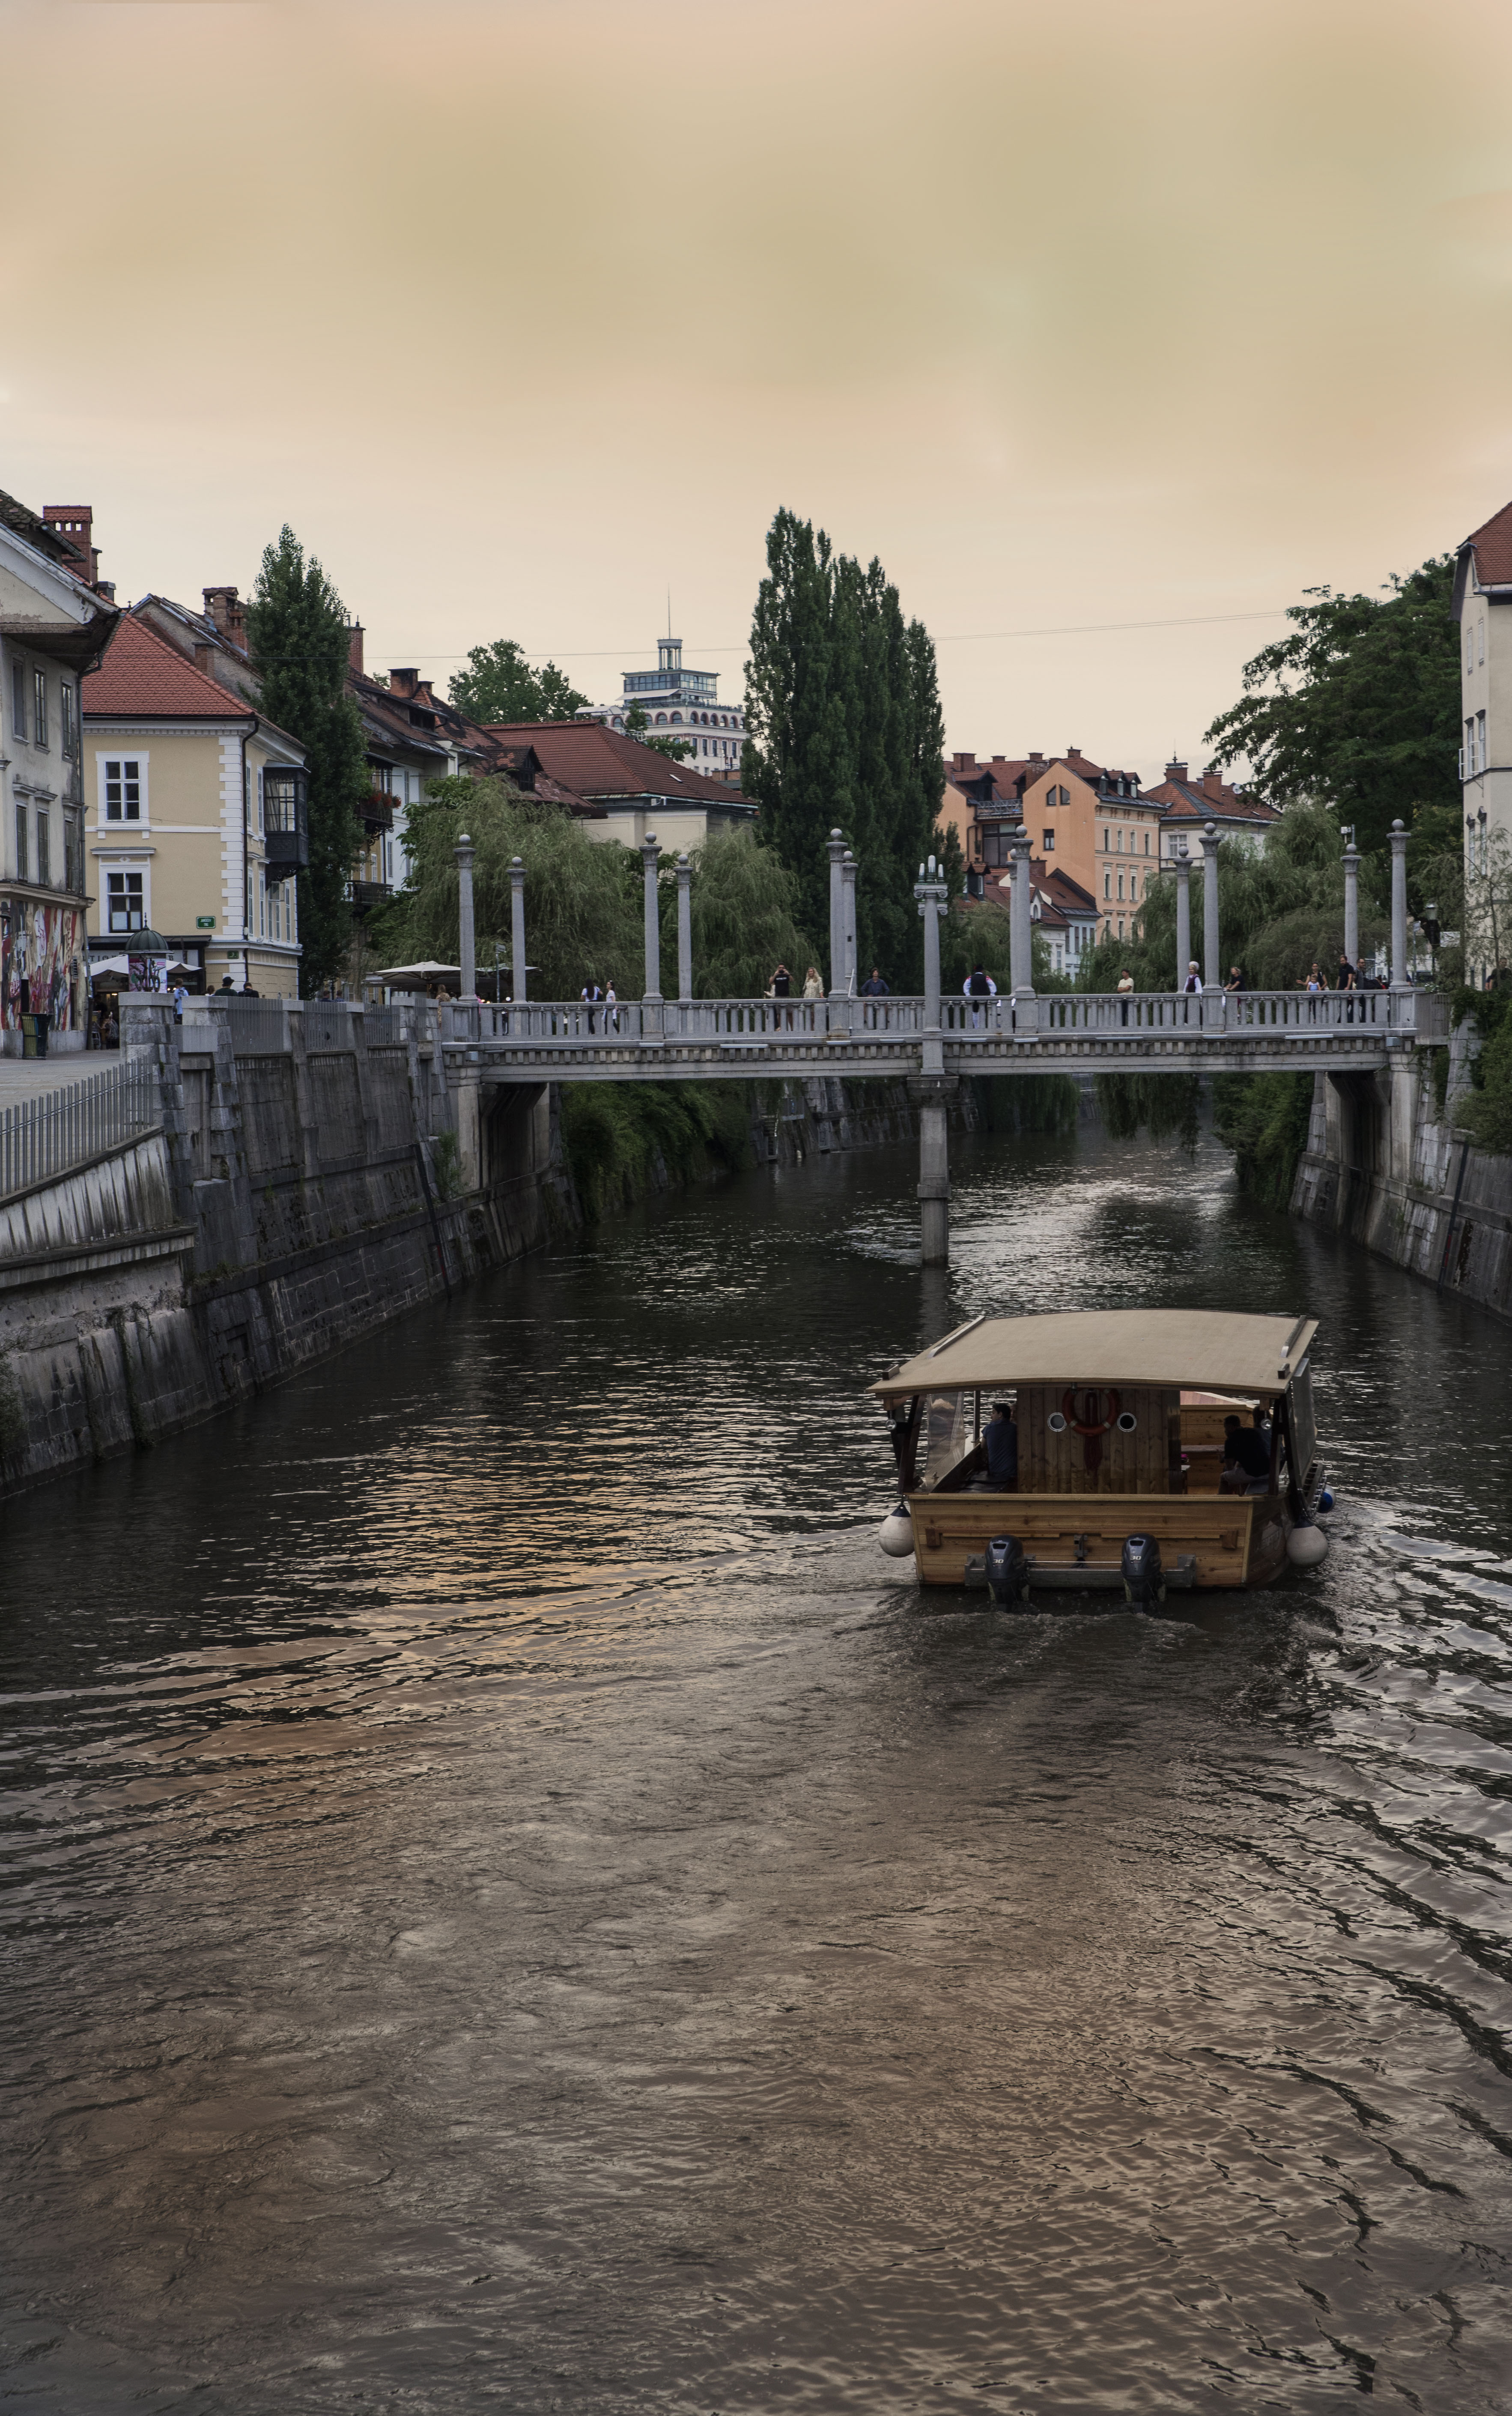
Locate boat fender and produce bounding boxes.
[1317,1487,1335,1513]
[1120,1531,1164,1609]
[1286,1521,1329,1569]
[878,1503,916,1559]
[984,1533,1029,1607]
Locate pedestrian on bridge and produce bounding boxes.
[1117,968,1134,1026]
[964,964,996,1029]
[860,968,889,997]
[803,965,824,1001]
[768,963,793,1030]
[581,978,603,1034]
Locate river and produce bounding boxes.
[3,1122,1512,2413]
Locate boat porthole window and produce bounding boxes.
[1047,1411,1067,1433]
[1116,1411,1138,1432]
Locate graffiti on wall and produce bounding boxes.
[0,900,84,1031]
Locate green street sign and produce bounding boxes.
[195,915,216,929]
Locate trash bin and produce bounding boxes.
[21,1014,36,1059]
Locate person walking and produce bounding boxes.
[963,963,996,1029]
[1183,962,1202,993]
[1225,965,1245,993]
[580,976,603,1034]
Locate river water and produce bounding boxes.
[3,1123,1512,2414]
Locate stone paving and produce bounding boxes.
[0,1052,116,1105]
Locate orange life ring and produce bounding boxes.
[1063,1386,1121,1437]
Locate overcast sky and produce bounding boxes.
[6,0,1510,781]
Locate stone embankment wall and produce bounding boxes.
[748,1073,981,1169]
[0,999,570,1498]
[1291,1022,1512,1321]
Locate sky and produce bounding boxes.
[5,0,1512,782]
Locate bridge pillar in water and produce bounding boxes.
[1202,820,1224,990]
[1175,844,1192,987]
[510,856,527,1002]
[1389,820,1410,991]
[827,829,847,1003]
[676,855,693,1002]
[917,1086,951,1266]
[456,833,476,1003]
[453,1058,483,1191]
[1343,839,1360,969]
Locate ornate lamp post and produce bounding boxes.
[913,855,950,1266]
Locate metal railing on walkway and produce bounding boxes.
[0,1062,163,1202]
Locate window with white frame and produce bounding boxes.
[1479,618,1486,666]
[33,668,47,748]
[102,757,144,822]
[60,683,75,757]
[35,809,50,885]
[11,659,26,740]
[1466,716,1478,775]
[14,799,28,880]
[1467,625,1475,674]
[106,870,145,932]
[1479,709,1488,770]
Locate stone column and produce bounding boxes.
[913,859,951,1265]
[918,1093,949,1268]
[1202,820,1224,992]
[1010,820,1035,1004]
[1389,817,1410,991]
[841,850,858,995]
[641,834,662,1039]
[1175,844,1191,988]
[510,856,527,1004]
[676,854,693,1004]
[828,828,847,1001]
[1342,838,1360,968]
[455,832,476,1005]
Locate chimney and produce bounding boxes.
[1166,759,1188,782]
[203,586,246,648]
[951,751,976,774]
[96,581,116,603]
[1202,767,1224,800]
[348,622,364,677]
[1028,749,1043,762]
[42,504,95,584]
[389,667,419,699]
[415,678,435,706]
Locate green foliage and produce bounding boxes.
[743,509,945,989]
[448,639,588,725]
[430,1131,463,1200]
[673,827,812,996]
[1211,1071,1317,1208]
[560,1083,752,1218]
[1093,1073,1202,1151]
[246,526,366,995]
[1075,803,1388,996]
[973,1074,1080,1135]
[625,702,694,762]
[380,776,641,996]
[1450,985,1512,1154]
[1203,558,1460,856]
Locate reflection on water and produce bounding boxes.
[3,1125,1512,2412]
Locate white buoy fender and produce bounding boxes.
[878,1504,916,1559]
[1287,1521,1329,1569]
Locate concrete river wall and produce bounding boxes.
[1291,1018,1512,1322]
[0,997,568,1498]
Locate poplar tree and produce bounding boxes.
[742,510,945,987]
[246,527,367,994]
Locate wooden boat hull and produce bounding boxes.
[907,1488,1294,1596]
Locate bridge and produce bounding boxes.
[436,816,1446,1263]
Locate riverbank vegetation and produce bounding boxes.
[559,1084,754,1218]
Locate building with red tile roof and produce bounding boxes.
[1142,760,1279,862]
[476,720,753,852]
[81,612,307,996]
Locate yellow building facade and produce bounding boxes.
[81,615,307,996]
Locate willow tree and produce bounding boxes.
[246,526,366,994]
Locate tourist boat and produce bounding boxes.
[873,1309,1328,1605]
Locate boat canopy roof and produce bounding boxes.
[871,1309,1318,1402]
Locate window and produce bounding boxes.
[104,759,142,821]
[1142,832,1149,854]
[1479,708,1488,770]
[1100,827,1108,851]
[60,683,75,757]
[63,811,81,893]
[14,801,27,880]
[106,870,144,932]
[35,810,49,884]
[33,669,47,747]
[1466,717,1477,775]
[1042,829,1055,851]
[11,659,26,739]
[1467,626,1475,674]
[1117,917,1125,939]
[1479,618,1486,666]
[1103,871,1112,899]
[1115,828,1124,851]
[1117,873,1125,900]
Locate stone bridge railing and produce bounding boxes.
[441,987,1441,1055]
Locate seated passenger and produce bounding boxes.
[984,1401,1018,1490]
[1221,1414,1271,1491]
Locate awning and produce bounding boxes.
[871,1310,1318,1400]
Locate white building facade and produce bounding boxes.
[588,637,744,781]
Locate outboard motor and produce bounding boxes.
[1121,1532,1164,1609]
[984,1533,1028,1608]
